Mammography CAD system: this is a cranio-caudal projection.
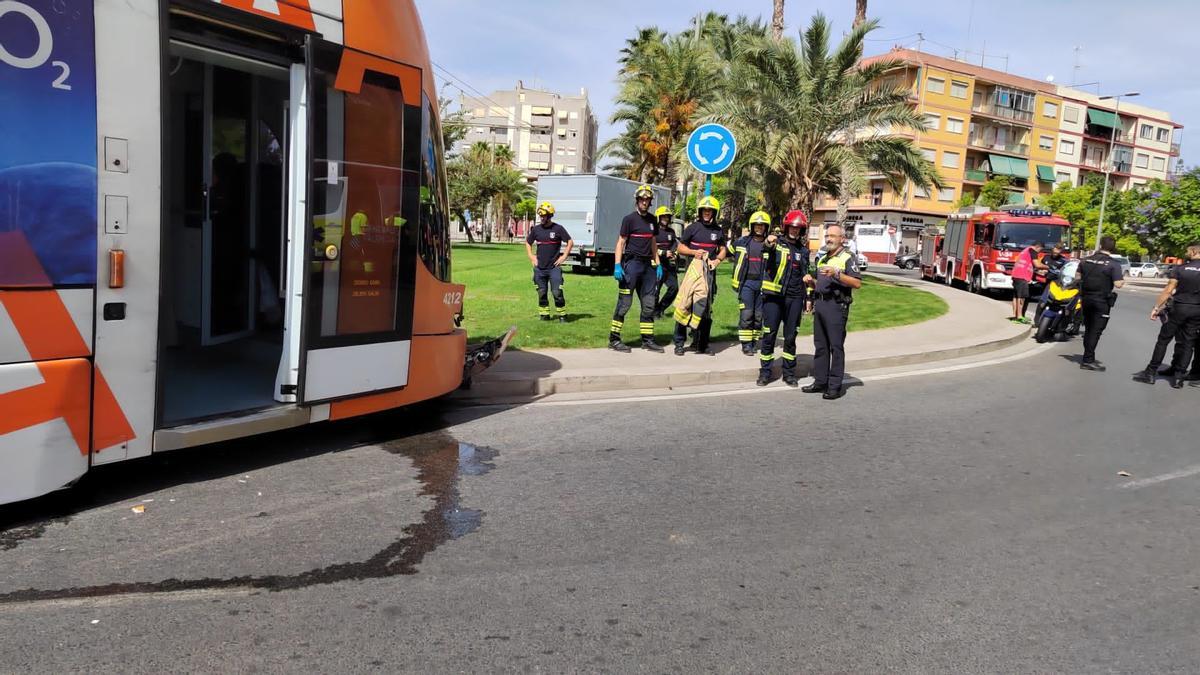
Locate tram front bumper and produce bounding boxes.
[463,326,517,383]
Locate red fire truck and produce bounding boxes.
[920,205,1072,294]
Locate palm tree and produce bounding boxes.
[703,14,941,217]
[772,0,785,40]
[835,0,870,227]
[608,32,718,204]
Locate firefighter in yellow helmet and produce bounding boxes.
[653,205,679,318]
[728,211,772,355]
[524,201,573,321]
[609,184,664,352]
[673,195,727,355]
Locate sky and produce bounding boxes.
[416,0,1195,167]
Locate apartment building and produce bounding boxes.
[814,48,1182,255]
[455,81,599,181]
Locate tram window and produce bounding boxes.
[310,63,406,337]
[419,94,451,281]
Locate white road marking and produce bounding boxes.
[1118,464,1200,490]
[510,343,1057,407]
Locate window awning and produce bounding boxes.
[988,154,1031,179]
[1087,108,1119,128]
[1036,165,1056,182]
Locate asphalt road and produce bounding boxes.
[2,282,1198,673]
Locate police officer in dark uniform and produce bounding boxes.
[609,185,664,352]
[758,210,811,387]
[653,206,679,318]
[1134,244,1200,388]
[802,224,862,400]
[729,211,772,355]
[524,201,573,321]
[1074,236,1125,371]
[674,195,727,355]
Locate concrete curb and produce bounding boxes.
[457,326,1032,400]
[455,274,1032,401]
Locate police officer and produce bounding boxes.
[1074,236,1125,371]
[609,185,664,352]
[758,210,811,387]
[524,201,573,322]
[1134,244,1200,388]
[729,211,772,355]
[802,224,862,400]
[674,195,727,355]
[653,206,679,318]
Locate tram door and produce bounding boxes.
[160,42,290,424]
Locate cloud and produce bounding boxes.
[417,0,1193,166]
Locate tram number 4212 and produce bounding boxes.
[443,291,463,307]
[0,1,73,90]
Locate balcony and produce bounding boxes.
[1171,142,1181,156]
[963,168,988,184]
[967,134,1029,157]
[1083,124,1134,145]
[971,102,1033,125]
[1081,157,1132,174]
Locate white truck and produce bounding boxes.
[535,174,672,273]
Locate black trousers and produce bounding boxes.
[737,281,764,346]
[1150,303,1200,370]
[611,258,657,341]
[760,295,805,376]
[1081,294,1112,363]
[656,264,679,314]
[533,267,565,316]
[812,299,849,391]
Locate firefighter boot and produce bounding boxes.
[1132,367,1156,384]
[641,338,664,353]
[1171,373,1186,389]
[609,339,631,353]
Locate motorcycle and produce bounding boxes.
[1033,260,1081,343]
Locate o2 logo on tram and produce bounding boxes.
[443,292,463,307]
[0,1,73,90]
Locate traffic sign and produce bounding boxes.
[686,123,738,175]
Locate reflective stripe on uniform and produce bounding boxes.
[639,322,654,335]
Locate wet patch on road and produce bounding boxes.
[0,518,68,552]
[0,432,497,605]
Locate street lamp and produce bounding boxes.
[1095,91,1139,250]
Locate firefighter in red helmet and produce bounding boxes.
[758,210,812,386]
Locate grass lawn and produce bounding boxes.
[453,243,948,350]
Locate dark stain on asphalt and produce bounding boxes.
[0,432,496,605]
[0,519,67,552]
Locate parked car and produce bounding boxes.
[857,253,869,271]
[1130,262,1160,278]
[894,252,920,269]
[1109,255,1131,277]
[1157,263,1177,277]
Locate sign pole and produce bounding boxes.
[705,175,712,196]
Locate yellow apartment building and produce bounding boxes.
[813,48,1181,256]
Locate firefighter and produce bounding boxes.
[729,211,772,355]
[758,210,811,387]
[609,185,664,352]
[524,201,573,322]
[674,195,727,355]
[802,224,862,400]
[654,206,679,318]
[1134,244,1200,388]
